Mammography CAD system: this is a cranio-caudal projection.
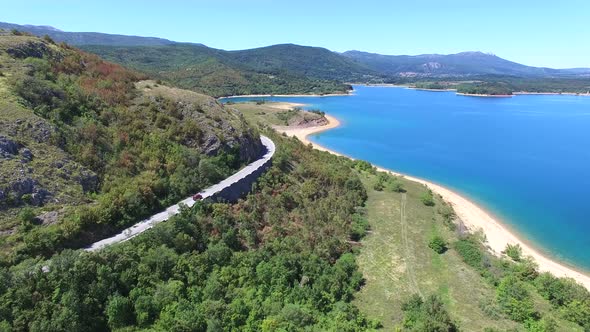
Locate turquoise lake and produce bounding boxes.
[223,85,590,272]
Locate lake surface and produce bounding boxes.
[223,86,590,272]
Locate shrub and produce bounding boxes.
[401,294,459,331]
[428,235,447,254]
[534,272,589,307]
[353,160,373,173]
[503,244,522,262]
[561,300,590,328]
[373,181,384,191]
[350,214,369,241]
[454,238,483,269]
[524,316,557,332]
[389,180,405,193]
[496,276,537,322]
[43,35,55,44]
[420,190,435,206]
[18,208,37,231]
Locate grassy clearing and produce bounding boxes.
[228,101,325,127]
[353,171,519,331]
[354,170,583,331]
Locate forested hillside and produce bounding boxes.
[0,31,261,261]
[80,43,363,97]
[0,22,175,46]
[0,129,384,331]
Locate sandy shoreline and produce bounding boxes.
[513,91,590,97]
[277,112,590,290]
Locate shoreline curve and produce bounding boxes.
[276,113,590,290]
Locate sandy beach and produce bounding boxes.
[263,102,306,110]
[276,112,590,290]
[513,91,590,97]
[456,93,514,98]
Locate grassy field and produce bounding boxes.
[227,101,326,128]
[353,170,582,331]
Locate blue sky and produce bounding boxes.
[2,0,588,68]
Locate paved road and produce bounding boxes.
[85,136,275,252]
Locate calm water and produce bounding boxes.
[223,86,590,271]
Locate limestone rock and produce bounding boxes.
[0,135,19,158]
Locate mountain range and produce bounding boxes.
[1,21,589,96]
[341,50,590,78]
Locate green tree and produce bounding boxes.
[504,244,523,262]
[106,295,134,329]
[496,276,537,322]
[401,294,459,331]
[429,235,447,254]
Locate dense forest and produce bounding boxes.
[0,133,385,331]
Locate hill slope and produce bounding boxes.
[80,43,368,97]
[0,31,261,260]
[0,22,175,46]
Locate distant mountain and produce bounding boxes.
[226,44,375,81]
[0,22,175,46]
[3,21,588,94]
[341,50,585,78]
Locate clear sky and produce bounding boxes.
[2,0,589,68]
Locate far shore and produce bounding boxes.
[409,87,457,92]
[219,86,590,100]
[275,109,590,290]
[456,92,513,98]
[219,91,353,99]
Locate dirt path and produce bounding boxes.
[401,193,422,297]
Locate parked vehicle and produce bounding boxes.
[192,193,203,201]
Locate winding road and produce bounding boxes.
[85,136,275,252]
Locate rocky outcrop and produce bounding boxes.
[287,116,329,128]
[36,210,59,225]
[143,90,264,163]
[0,135,19,158]
[75,169,99,193]
[29,120,58,144]
[5,40,51,59]
[234,133,264,162]
[20,148,33,162]
[50,159,99,193]
[199,131,263,162]
[1,119,60,146]
[0,175,53,208]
